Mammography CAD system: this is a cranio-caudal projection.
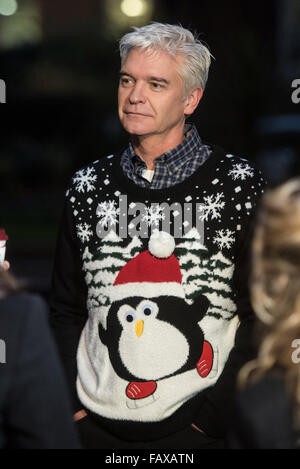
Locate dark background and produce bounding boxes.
[0,0,299,295]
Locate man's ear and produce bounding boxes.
[184,88,203,116]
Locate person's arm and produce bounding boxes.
[49,196,88,413]
[5,294,81,448]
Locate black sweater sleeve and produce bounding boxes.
[49,196,88,412]
[192,195,261,438]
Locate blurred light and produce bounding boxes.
[104,0,154,38]
[0,0,42,49]
[120,0,146,17]
[0,0,18,16]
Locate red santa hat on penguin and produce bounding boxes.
[111,231,185,302]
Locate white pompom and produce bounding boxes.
[148,231,175,258]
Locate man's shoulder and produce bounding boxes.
[72,154,117,178]
[210,144,257,169]
[66,154,118,196]
[209,144,267,187]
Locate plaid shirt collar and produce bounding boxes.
[125,123,202,174]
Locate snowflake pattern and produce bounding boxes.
[213,229,235,249]
[142,204,165,227]
[228,163,254,181]
[198,193,225,221]
[73,167,97,193]
[77,223,93,243]
[96,200,120,227]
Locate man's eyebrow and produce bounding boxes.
[119,71,134,78]
[148,76,170,85]
[119,71,169,85]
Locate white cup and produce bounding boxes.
[0,241,6,266]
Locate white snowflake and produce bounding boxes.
[198,193,225,221]
[142,204,165,227]
[76,223,93,243]
[228,163,254,181]
[73,167,97,193]
[213,229,235,249]
[96,200,120,227]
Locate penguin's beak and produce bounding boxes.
[135,320,144,338]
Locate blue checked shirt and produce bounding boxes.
[120,124,212,189]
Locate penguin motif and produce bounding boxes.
[99,294,213,401]
[98,231,214,402]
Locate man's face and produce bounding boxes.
[118,48,192,140]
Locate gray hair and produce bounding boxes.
[119,22,212,96]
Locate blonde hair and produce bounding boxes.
[238,178,300,416]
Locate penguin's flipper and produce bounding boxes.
[189,294,210,322]
[196,340,213,378]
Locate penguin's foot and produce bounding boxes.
[196,340,213,378]
[126,381,157,400]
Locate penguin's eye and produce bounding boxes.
[143,304,153,316]
[125,312,135,323]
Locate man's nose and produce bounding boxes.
[129,82,146,104]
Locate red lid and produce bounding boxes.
[0,229,8,241]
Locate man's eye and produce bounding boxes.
[120,77,133,87]
[151,82,163,90]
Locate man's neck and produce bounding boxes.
[131,127,186,170]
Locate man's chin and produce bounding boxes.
[122,124,154,138]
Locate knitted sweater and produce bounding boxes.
[50,144,266,442]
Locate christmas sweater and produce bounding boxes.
[50,144,266,441]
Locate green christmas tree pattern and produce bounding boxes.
[175,228,236,320]
[82,228,236,321]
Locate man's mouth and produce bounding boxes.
[124,111,151,117]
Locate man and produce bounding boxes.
[50,23,266,449]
